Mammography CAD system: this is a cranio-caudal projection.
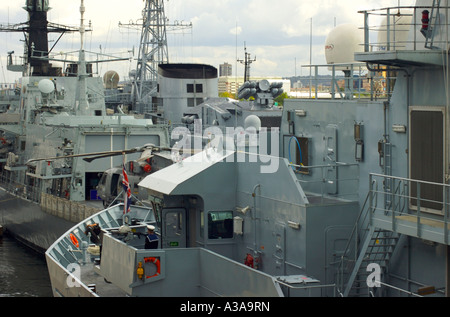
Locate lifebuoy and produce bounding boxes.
[70,233,79,248]
[144,257,160,278]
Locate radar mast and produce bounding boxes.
[120,0,192,113]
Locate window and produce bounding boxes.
[187,98,195,107]
[208,211,233,239]
[288,136,309,174]
[296,137,309,173]
[165,211,183,238]
[187,83,203,93]
[99,173,107,186]
[200,210,204,238]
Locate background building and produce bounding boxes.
[219,62,232,77]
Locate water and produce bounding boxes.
[0,235,52,297]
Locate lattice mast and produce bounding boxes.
[121,0,191,113]
[136,0,168,104]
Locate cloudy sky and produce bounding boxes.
[0,0,415,83]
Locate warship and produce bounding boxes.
[45,0,450,298]
[0,0,170,252]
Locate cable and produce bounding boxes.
[288,136,303,171]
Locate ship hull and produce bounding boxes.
[0,188,99,253]
[45,204,152,297]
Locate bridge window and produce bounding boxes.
[208,211,233,239]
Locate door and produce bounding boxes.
[162,208,187,248]
[409,107,445,213]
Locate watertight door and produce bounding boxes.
[162,208,187,248]
[409,108,444,213]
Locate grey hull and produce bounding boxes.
[0,189,76,253]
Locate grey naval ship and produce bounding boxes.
[0,0,171,253]
[46,0,450,298]
[0,0,283,256]
[46,0,450,297]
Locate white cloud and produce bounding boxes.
[230,26,242,36]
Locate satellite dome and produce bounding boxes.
[103,71,120,89]
[38,79,55,94]
[244,115,261,131]
[325,24,363,70]
[377,11,412,51]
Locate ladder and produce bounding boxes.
[424,0,441,49]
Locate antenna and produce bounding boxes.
[119,0,192,114]
[237,43,256,82]
[0,0,78,76]
[74,0,91,115]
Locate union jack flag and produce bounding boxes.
[122,162,131,214]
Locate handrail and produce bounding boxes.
[370,172,450,188]
[338,172,450,295]
[289,161,360,202]
[369,173,450,245]
[375,281,422,297]
[336,178,377,293]
[275,280,337,297]
[359,5,450,52]
[298,63,394,101]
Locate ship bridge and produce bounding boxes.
[139,144,359,296]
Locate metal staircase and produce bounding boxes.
[338,182,402,297]
[342,226,400,297]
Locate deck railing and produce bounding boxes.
[337,172,450,295]
[299,63,394,101]
[369,173,450,243]
[359,5,450,52]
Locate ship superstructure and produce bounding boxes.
[0,0,170,252]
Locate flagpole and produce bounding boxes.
[123,153,127,216]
